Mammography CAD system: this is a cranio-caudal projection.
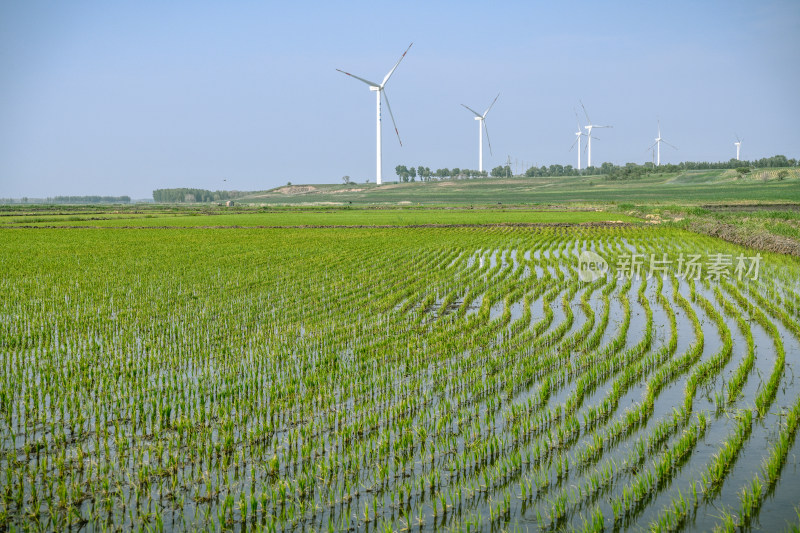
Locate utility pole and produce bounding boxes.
[506,155,512,177]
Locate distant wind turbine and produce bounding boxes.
[580,100,612,168]
[648,120,677,166]
[734,134,743,161]
[569,109,588,170]
[337,43,413,185]
[461,93,500,173]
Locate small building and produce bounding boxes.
[226,200,234,207]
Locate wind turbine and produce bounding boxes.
[580,100,611,168]
[461,93,500,173]
[734,134,743,161]
[569,109,588,170]
[337,43,412,185]
[648,120,677,166]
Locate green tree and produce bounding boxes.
[395,165,409,182]
[735,167,751,179]
[490,166,505,177]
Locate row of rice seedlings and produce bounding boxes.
[700,408,754,498]
[712,286,755,405]
[647,483,699,532]
[722,279,787,417]
[682,286,734,414]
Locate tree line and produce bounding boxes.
[0,196,131,204]
[152,188,246,203]
[394,165,492,182]
[526,155,798,179]
[391,155,797,182]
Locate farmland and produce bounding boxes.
[2,216,800,531]
[0,208,635,228]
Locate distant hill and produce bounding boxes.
[235,169,800,206]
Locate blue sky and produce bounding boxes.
[1,1,798,198]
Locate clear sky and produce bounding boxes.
[1,0,798,198]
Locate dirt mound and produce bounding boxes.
[275,185,318,195]
[690,221,800,256]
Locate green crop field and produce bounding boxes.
[2,215,800,532]
[0,208,635,228]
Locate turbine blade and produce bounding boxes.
[574,108,582,130]
[382,90,402,146]
[664,140,678,150]
[579,99,591,124]
[461,104,483,118]
[483,121,493,156]
[569,137,579,151]
[483,92,500,117]
[381,42,413,86]
[647,141,657,150]
[336,69,379,87]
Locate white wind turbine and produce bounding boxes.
[580,100,612,168]
[569,109,588,170]
[734,134,743,160]
[337,43,412,185]
[648,120,677,166]
[461,93,500,173]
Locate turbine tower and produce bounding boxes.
[337,43,412,185]
[569,109,588,170]
[734,134,743,161]
[648,120,677,166]
[580,100,611,168]
[461,93,500,172]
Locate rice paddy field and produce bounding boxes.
[2,218,800,532]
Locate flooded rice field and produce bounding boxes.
[1,225,799,531]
